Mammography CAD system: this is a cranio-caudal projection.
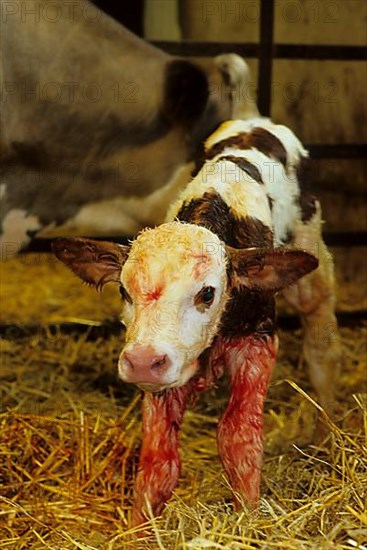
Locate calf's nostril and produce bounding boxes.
[151,355,167,370]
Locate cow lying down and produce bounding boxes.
[53,117,341,528]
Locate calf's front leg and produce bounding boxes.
[131,384,191,527]
[217,334,277,508]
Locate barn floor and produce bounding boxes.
[0,254,366,549]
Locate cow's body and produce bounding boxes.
[53,118,341,529]
[0,0,255,258]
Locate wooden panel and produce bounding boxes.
[179,0,260,42]
[318,189,367,233]
[274,0,367,46]
[271,60,366,143]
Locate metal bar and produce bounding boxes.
[152,40,259,57]
[152,41,367,61]
[258,0,275,116]
[275,43,367,60]
[305,144,367,159]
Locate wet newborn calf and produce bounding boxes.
[53,118,341,527]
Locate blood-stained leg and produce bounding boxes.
[217,334,278,508]
[131,384,192,527]
[283,200,342,414]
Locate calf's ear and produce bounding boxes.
[227,246,318,292]
[52,238,130,290]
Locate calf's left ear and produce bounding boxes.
[227,246,318,292]
[52,238,130,290]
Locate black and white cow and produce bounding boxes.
[53,117,342,528]
[0,0,256,258]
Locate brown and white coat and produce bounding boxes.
[53,118,341,530]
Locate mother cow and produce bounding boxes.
[0,0,256,258]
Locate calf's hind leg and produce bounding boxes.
[283,200,342,415]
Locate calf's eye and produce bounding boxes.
[194,286,215,311]
[119,285,132,304]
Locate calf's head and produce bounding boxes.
[53,222,317,392]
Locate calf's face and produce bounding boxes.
[119,224,228,391]
[53,222,317,392]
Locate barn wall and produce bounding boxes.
[144,0,181,40]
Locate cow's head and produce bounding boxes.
[53,223,317,392]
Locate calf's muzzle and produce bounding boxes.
[119,345,172,386]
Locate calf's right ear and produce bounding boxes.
[52,238,130,290]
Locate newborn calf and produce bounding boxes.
[53,118,341,527]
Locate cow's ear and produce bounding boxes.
[215,53,250,87]
[215,54,260,118]
[226,246,318,292]
[163,59,209,125]
[52,238,130,290]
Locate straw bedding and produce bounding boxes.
[0,254,366,549]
